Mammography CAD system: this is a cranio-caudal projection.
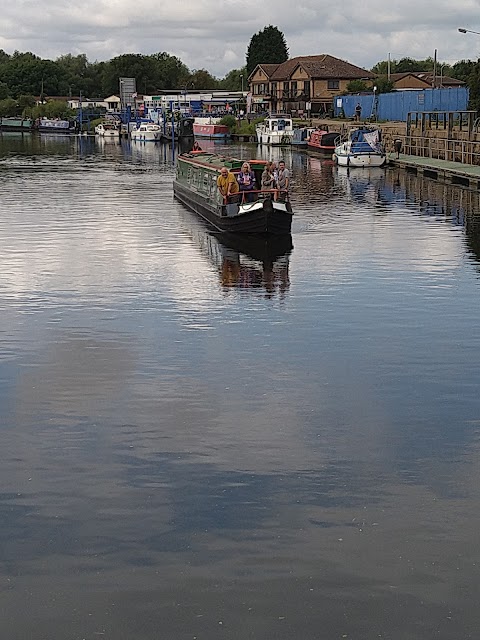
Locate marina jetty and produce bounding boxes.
[312,109,480,188]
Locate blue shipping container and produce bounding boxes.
[333,87,469,122]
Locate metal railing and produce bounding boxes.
[224,189,289,204]
[388,134,480,166]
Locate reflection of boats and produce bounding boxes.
[256,114,294,145]
[335,165,386,204]
[173,151,293,234]
[220,232,293,263]
[0,117,34,131]
[334,126,387,167]
[95,122,121,138]
[185,218,292,297]
[216,234,292,295]
[131,122,161,142]
[307,129,338,153]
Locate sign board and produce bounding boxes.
[336,98,343,107]
[119,77,137,109]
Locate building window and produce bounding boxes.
[270,82,277,97]
[291,81,297,96]
[327,80,339,90]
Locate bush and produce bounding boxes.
[219,114,236,131]
[0,98,19,117]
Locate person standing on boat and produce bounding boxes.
[217,167,239,202]
[276,160,290,201]
[261,161,276,199]
[237,162,256,203]
[355,102,362,122]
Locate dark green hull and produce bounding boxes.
[0,117,34,132]
[174,152,293,235]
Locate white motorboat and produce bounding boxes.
[130,122,162,142]
[95,122,120,138]
[256,115,294,146]
[334,126,387,167]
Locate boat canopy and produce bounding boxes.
[349,128,382,154]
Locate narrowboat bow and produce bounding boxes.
[173,152,293,235]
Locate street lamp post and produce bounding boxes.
[240,74,244,93]
[458,27,480,35]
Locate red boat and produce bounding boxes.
[307,129,339,153]
[193,123,230,139]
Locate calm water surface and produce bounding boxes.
[1,133,480,639]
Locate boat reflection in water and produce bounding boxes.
[186,215,293,298]
[215,233,292,297]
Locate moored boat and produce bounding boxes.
[36,118,77,133]
[193,121,230,139]
[173,152,293,235]
[95,122,121,138]
[307,129,338,153]
[291,127,315,147]
[256,114,294,146]
[130,122,161,142]
[334,126,387,167]
[0,117,34,131]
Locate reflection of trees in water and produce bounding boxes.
[384,168,480,266]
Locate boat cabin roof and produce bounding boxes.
[179,151,268,172]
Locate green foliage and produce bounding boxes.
[0,81,9,99]
[218,67,247,90]
[246,25,288,76]
[346,80,368,93]
[451,59,477,82]
[148,52,190,90]
[28,100,75,119]
[219,114,236,131]
[17,94,36,113]
[374,77,394,94]
[0,98,19,116]
[188,69,218,90]
[234,117,264,135]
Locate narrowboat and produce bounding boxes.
[334,126,387,167]
[307,129,338,153]
[173,152,293,235]
[36,118,78,133]
[193,118,230,139]
[0,117,34,132]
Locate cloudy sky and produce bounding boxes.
[2,0,480,77]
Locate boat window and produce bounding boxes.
[203,174,209,191]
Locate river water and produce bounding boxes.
[1,133,480,639]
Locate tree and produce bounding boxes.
[346,80,368,93]
[0,98,19,116]
[246,25,288,76]
[218,67,247,91]
[187,69,218,90]
[149,52,190,90]
[0,81,9,99]
[17,94,36,112]
[374,77,394,93]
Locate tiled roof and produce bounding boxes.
[263,55,375,80]
[390,71,464,86]
[258,63,280,75]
